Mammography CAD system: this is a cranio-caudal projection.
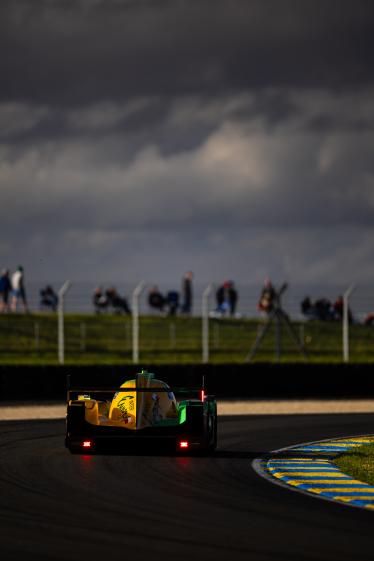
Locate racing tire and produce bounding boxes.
[206,413,217,454]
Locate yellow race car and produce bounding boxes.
[65,370,217,454]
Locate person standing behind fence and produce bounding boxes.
[40,285,58,312]
[0,269,11,313]
[148,286,165,314]
[181,271,193,314]
[11,265,28,312]
[333,294,353,324]
[257,278,276,314]
[216,281,238,316]
[93,286,108,314]
[228,281,238,315]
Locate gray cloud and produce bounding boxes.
[1,1,374,287]
[1,0,373,105]
[2,91,373,234]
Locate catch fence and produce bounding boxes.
[1,313,374,365]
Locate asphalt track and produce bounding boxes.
[1,414,374,561]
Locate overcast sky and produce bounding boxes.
[1,0,374,287]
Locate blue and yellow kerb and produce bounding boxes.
[265,437,374,509]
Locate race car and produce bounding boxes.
[65,370,217,454]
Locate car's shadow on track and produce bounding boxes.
[70,446,265,459]
[212,450,264,459]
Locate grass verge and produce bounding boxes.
[1,313,374,364]
[335,443,374,485]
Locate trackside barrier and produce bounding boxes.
[2,364,374,401]
[57,281,71,365]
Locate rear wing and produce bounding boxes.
[67,374,205,402]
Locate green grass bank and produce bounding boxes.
[1,313,374,365]
[335,443,374,486]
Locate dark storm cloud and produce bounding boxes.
[1,0,374,284]
[1,0,373,106]
[2,96,373,235]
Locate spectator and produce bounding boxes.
[10,265,28,312]
[0,269,11,313]
[333,295,344,321]
[216,284,228,314]
[181,271,193,314]
[106,287,131,315]
[364,313,374,326]
[93,286,108,314]
[257,278,276,314]
[333,295,353,324]
[148,286,165,313]
[166,290,179,316]
[40,285,58,312]
[301,296,340,321]
[314,298,334,321]
[216,281,238,316]
[301,296,315,319]
[228,281,238,315]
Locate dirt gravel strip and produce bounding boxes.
[1,400,374,421]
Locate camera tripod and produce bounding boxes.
[245,283,308,362]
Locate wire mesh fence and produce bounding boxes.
[13,280,374,321]
[1,314,374,364]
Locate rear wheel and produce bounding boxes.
[207,413,217,453]
[212,413,217,449]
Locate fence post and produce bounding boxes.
[132,281,146,364]
[202,284,213,363]
[343,283,355,363]
[58,281,71,365]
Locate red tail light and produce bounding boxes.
[82,441,92,448]
[179,441,189,449]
